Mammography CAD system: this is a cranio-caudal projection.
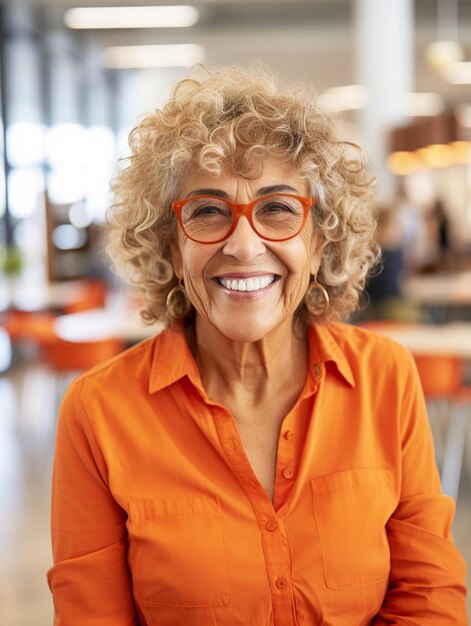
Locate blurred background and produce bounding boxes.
[0,0,471,623]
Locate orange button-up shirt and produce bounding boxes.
[47,322,467,625]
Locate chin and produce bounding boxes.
[211,314,282,344]
[219,328,268,344]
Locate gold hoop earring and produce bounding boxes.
[166,279,191,319]
[304,275,330,317]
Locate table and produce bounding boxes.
[53,307,162,343]
[367,322,471,358]
[0,277,98,313]
[402,271,471,306]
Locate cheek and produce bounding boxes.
[179,245,213,286]
[284,238,316,277]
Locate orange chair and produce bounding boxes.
[2,309,124,412]
[414,354,471,501]
[358,321,470,500]
[62,280,108,314]
[1,310,57,372]
[1,310,56,345]
[413,354,464,398]
[42,336,124,371]
[1,280,110,362]
[41,335,125,416]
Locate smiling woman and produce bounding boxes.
[47,64,468,626]
[106,64,378,326]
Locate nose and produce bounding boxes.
[222,216,266,261]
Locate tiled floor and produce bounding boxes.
[0,362,470,625]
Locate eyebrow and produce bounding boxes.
[257,184,298,196]
[185,184,299,199]
[185,188,230,199]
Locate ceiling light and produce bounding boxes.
[426,40,464,70]
[442,62,471,84]
[416,144,455,168]
[404,93,445,117]
[64,6,199,29]
[317,85,369,113]
[103,44,206,69]
[448,141,471,165]
[387,151,421,176]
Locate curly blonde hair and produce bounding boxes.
[106,63,379,326]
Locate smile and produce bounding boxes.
[216,275,278,292]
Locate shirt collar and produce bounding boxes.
[309,323,356,388]
[148,322,202,394]
[149,321,355,394]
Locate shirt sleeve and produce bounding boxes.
[47,380,139,626]
[374,349,468,625]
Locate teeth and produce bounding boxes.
[219,276,276,292]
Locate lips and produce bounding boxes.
[216,274,278,292]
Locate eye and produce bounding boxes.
[183,199,231,221]
[265,201,294,212]
[192,204,224,217]
[258,200,297,215]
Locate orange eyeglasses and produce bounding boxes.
[172,193,316,244]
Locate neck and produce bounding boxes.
[189,315,308,404]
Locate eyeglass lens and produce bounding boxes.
[181,195,305,242]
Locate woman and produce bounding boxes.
[47,65,467,625]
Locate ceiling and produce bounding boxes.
[6,0,471,107]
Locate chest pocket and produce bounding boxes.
[311,467,397,589]
[127,495,231,607]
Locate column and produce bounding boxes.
[354,0,414,197]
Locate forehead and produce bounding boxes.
[179,155,307,196]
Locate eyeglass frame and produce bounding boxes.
[171,193,317,244]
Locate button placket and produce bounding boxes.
[209,407,295,624]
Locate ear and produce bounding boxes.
[170,238,183,280]
[309,235,322,276]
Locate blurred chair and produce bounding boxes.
[412,354,470,501]
[1,310,57,362]
[413,354,464,398]
[2,308,124,417]
[359,321,470,500]
[42,335,125,414]
[42,336,124,371]
[62,279,108,314]
[1,280,110,365]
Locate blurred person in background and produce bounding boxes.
[47,65,467,625]
[420,198,453,273]
[364,202,417,321]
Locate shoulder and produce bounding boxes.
[68,334,159,404]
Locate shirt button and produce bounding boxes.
[275,577,288,590]
[282,467,294,479]
[284,430,294,440]
[313,363,322,377]
[265,521,277,532]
